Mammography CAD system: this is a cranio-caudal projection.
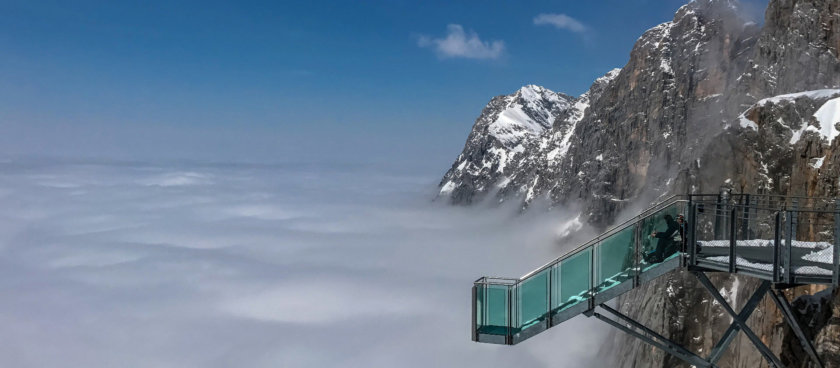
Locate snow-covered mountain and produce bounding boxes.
[442,0,840,366]
[438,85,574,204]
[440,0,840,224]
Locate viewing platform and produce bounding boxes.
[472,193,839,368]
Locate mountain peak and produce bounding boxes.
[680,0,745,24]
[514,84,561,104]
[686,0,740,12]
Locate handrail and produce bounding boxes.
[518,195,683,281]
[473,192,840,347]
[474,276,518,284]
[476,193,840,286]
[692,193,838,211]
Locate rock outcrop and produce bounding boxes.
[439,85,573,205]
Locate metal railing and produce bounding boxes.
[472,193,840,345]
[473,196,688,345]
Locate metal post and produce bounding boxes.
[689,203,698,266]
[547,266,553,328]
[714,194,722,240]
[722,190,731,240]
[834,200,840,286]
[742,194,751,239]
[471,285,478,342]
[589,241,596,311]
[693,272,785,368]
[506,285,513,345]
[788,200,799,283]
[729,207,737,273]
[768,289,824,368]
[684,198,692,256]
[784,210,793,284]
[634,219,641,287]
[774,212,782,283]
[791,200,799,242]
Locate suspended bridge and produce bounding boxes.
[472,193,840,368]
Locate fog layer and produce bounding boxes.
[0,159,608,367]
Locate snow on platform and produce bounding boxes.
[699,239,833,250]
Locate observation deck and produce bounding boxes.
[472,194,839,368]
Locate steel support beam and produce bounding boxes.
[729,207,737,273]
[768,289,824,368]
[784,210,793,283]
[599,304,707,365]
[471,285,478,342]
[591,308,715,368]
[742,194,751,239]
[506,286,512,345]
[715,194,724,240]
[589,241,596,312]
[547,267,554,328]
[693,272,785,368]
[774,212,782,283]
[634,215,642,287]
[789,200,799,282]
[689,203,698,266]
[707,280,771,364]
[833,200,840,286]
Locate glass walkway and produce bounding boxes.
[472,194,840,348]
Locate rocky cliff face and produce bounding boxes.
[443,0,840,366]
[438,85,574,205]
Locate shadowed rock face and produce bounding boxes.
[442,0,840,366]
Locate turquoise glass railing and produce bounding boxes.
[595,225,635,292]
[554,248,591,312]
[474,194,840,346]
[473,198,687,345]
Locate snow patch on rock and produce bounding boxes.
[813,97,840,145]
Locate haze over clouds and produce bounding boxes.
[0,158,609,367]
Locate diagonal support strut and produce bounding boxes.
[707,280,771,363]
[592,304,715,368]
[693,272,785,368]
[768,288,824,368]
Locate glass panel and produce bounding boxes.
[554,248,591,312]
[595,225,635,292]
[516,269,548,330]
[477,284,509,335]
[638,204,682,271]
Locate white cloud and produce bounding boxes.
[418,24,505,60]
[0,159,609,367]
[533,13,588,34]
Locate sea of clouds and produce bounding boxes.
[0,158,609,367]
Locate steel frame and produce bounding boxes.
[590,304,716,368]
[768,288,824,368]
[693,272,783,367]
[591,271,826,368]
[473,193,838,366]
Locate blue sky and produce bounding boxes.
[0,0,768,168]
